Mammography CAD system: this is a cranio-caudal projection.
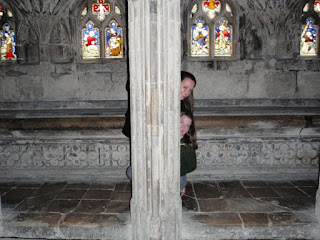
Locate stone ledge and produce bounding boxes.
[0,99,319,118]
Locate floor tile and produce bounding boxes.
[82,189,113,200]
[16,182,42,188]
[55,189,87,200]
[45,199,80,213]
[182,195,199,212]
[241,181,268,187]
[272,187,310,198]
[0,187,12,195]
[266,181,294,187]
[5,212,62,227]
[217,180,243,189]
[0,182,17,188]
[106,201,130,213]
[35,182,66,196]
[90,183,116,190]
[268,212,312,226]
[221,188,251,198]
[297,186,317,198]
[115,183,130,192]
[240,213,269,226]
[246,187,281,198]
[290,180,318,187]
[258,197,315,211]
[226,198,288,213]
[14,194,54,212]
[110,191,131,201]
[192,213,242,226]
[65,183,91,189]
[60,213,123,227]
[193,182,223,199]
[198,198,231,212]
[74,200,109,213]
[1,188,37,205]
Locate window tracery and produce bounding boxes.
[80,0,124,60]
[188,0,236,59]
[0,5,16,61]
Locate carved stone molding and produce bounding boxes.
[196,141,319,168]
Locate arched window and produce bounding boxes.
[188,0,237,59]
[300,1,320,57]
[0,4,16,61]
[80,0,124,60]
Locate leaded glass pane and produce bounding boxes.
[115,5,121,15]
[92,0,110,22]
[303,3,309,12]
[0,6,3,19]
[202,0,221,20]
[191,18,209,57]
[300,18,318,56]
[81,7,87,17]
[226,4,232,13]
[105,20,123,58]
[214,18,232,56]
[191,4,198,14]
[7,10,13,17]
[314,1,320,15]
[0,23,17,61]
[82,21,100,59]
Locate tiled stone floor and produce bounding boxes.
[0,180,319,239]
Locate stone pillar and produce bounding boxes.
[128,0,181,239]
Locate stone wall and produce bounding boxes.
[0,0,319,182]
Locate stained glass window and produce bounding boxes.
[191,18,209,57]
[189,0,235,58]
[1,5,16,61]
[80,0,124,60]
[82,21,100,59]
[105,20,123,58]
[214,18,232,56]
[315,1,320,15]
[300,18,318,56]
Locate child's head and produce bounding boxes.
[180,113,192,138]
[180,112,198,149]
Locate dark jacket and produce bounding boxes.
[180,138,197,176]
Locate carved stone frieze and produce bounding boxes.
[1,138,318,174]
[196,140,319,168]
[0,143,130,169]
